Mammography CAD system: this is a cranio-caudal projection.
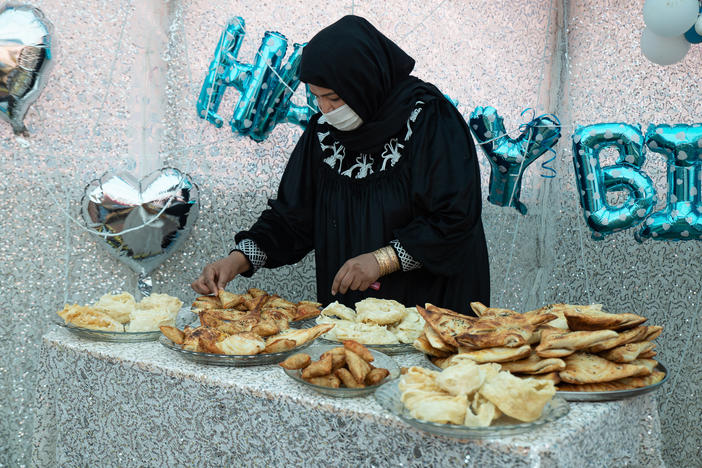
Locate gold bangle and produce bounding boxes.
[373,246,401,277]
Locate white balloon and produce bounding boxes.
[643,0,699,37]
[640,28,690,65]
[696,15,702,35]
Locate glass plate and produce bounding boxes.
[556,363,668,401]
[423,353,669,402]
[282,344,400,397]
[297,320,418,355]
[159,335,314,367]
[374,380,570,439]
[53,307,195,343]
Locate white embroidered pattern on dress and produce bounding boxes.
[390,239,422,271]
[233,238,267,274]
[317,101,424,179]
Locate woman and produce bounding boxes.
[191,15,490,315]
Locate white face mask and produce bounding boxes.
[322,104,364,131]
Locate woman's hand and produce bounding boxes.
[191,251,251,295]
[331,252,380,295]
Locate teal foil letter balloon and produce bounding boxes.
[197,17,317,141]
[637,124,702,241]
[470,106,561,215]
[572,123,657,239]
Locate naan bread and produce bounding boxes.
[599,341,656,363]
[57,304,124,331]
[321,301,357,322]
[424,324,456,352]
[406,393,468,425]
[464,393,500,427]
[535,329,618,358]
[455,344,532,363]
[587,326,650,353]
[387,307,425,344]
[92,292,136,324]
[455,316,532,349]
[355,298,406,325]
[499,353,566,374]
[526,304,569,329]
[558,352,651,384]
[316,316,399,344]
[516,372,561,385]
[557,370,665,392]
[417,304,476,348]
[479,372,556,422]
[435,360,487,396]
[562,305,647,331]
[413,335,452,357]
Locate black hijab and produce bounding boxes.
[299,15,445,153]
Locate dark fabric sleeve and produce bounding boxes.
[392,98,485,276]
[234,124,318,268]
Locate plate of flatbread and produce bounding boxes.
[374,372,569,439]
[415,302,668,402]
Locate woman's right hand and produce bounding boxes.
[190,251,251,295]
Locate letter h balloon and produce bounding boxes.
[197,17,317,141]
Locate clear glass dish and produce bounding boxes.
[374,380,570,439]
[53,307,194,343]
[423,353,668,402]
[159,335,314,367]
[282,344,400,397]
[296,321,418,355]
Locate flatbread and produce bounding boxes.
[455,344,532,363]
[454,316,532,349]
[516,372,561,385]
[413,335,452,358]
[417,304,476,348]
[562,305,647,331]
[424,324,456,352]
[599,341,656,363]
[499,353,566,374]
[535,329,618,358]
[587,326,650,353]
[557,370,665,392]
[558,352,651,384]
[479,371,556,422]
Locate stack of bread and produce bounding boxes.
[315,298,425,344]
[414,302,664,392]
[57,292,183,332]
[160,288,332,355]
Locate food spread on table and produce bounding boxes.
[159,288,331,355]
[56,292,183,332]
[315,298,425,344]
[415,302,665,393]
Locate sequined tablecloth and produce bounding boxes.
[31,328,665,468]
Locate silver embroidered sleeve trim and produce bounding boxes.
[234,238,267,274]
[390,239,422,272]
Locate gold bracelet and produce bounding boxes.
[372,246,401,277]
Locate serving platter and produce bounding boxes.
[374,380,569,439]
[281,344,400,397]
[53,307,194,343]
[422,353,669,402]
[159,335,314,367]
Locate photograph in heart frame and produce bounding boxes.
[80,167,199,276]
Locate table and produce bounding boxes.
[31,329,665,467]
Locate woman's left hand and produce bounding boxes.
[331,253,380,295]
